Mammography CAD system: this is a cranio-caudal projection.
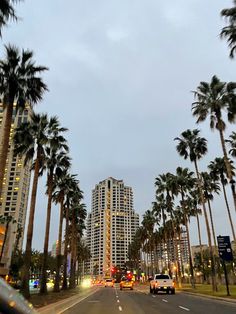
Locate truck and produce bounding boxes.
[149,274,175,294]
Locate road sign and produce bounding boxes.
[217,236,233,262]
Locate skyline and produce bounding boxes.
[2,0,236,251]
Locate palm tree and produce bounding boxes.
[14,113,50,299]
[201,172,221,248]
[53,171,71,292]
[40,120,70,294]
[208,157,236,241]
[0,0,22,35]
[69,195,85,289]
[62,175,79,290]
[221,1,236,58]
[0,45,48,198]
[175,129,217,291]
[141,210,156,276]
[188,189,205,281]
[174,167,196,287]
[192,76,236,212]
[0,214,16,263]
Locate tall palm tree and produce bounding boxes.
[53,170,71,292]
[62,175,79,290]
[201,172,221,248]
[208,157,236,241]
[174,167,196,287]
[0,45,48,197]
[14,113,50,299]
[189,189,205,281]
[40,120,70,294]
[175,129,217,291]
[141,210,156,276]
[221,1,236,58]
[192,76,236,212]
[0,0,22,35]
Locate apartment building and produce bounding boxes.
[0,105,32,276]
[86,177,139,277]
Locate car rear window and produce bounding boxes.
[106,279,112,282]
[155,275,169,279]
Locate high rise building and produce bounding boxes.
[86,177,139,277]
[0,104,32,276]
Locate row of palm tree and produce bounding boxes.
[0,1,90,299]
[129,76,236,289]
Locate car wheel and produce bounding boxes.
[120,287,122,290]
[154,288,158,295]
[150,286,153,293]
[166,289,169,294]
[171,289,175,295]
[131,287,133,290]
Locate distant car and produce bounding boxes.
[104,279,114,287]
[120,277,134,290]
[0,277,37,314]
[150,274,175,294]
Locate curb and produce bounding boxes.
[180,290,236,304]
[37,287,99,314]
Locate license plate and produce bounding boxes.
[164,287,167,289]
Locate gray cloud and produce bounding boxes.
[2,0,236,250]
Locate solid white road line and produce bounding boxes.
[119,305,122,311]
[179,306,190,311]
[162,299,168,303]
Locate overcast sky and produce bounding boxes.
[2,0,236,250]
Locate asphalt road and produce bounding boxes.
[64,285,236,314]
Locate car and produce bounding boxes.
[104,278,114,287]
[120,277,134,290]
[150,274,175,294]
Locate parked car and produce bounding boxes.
[150,274,175,294]
[104,278,114,287]
[120,277,134,290]
[0,277,37,314]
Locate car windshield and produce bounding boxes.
[106,279,112,282]
[155,275,169,279]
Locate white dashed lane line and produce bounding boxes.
[179,306,190,311]
[117,299,120,303]
[119,305,123,311]
[162,299,168,303]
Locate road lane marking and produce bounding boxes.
[119,306,122,311]
[162,299,168,303]
[179,306,190,311]
[116,295,119,298]
[152,295,156,298]
[117,300,120,303]
[88,300,100,303]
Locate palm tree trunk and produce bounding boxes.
[207,200,217,248]
[184,218,195,288]
[219,128,236,212]
[20,156,40,299]
[221,182,236,241]
[196,213,205,282]
[194,160,217,292]
[62,205,69,290]
[0,219,10,263]
[54,198,64,292]
[69,210,76,289]
[0,103,13,196]
[40,172,53,294]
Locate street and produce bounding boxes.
[64,285,236,314]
